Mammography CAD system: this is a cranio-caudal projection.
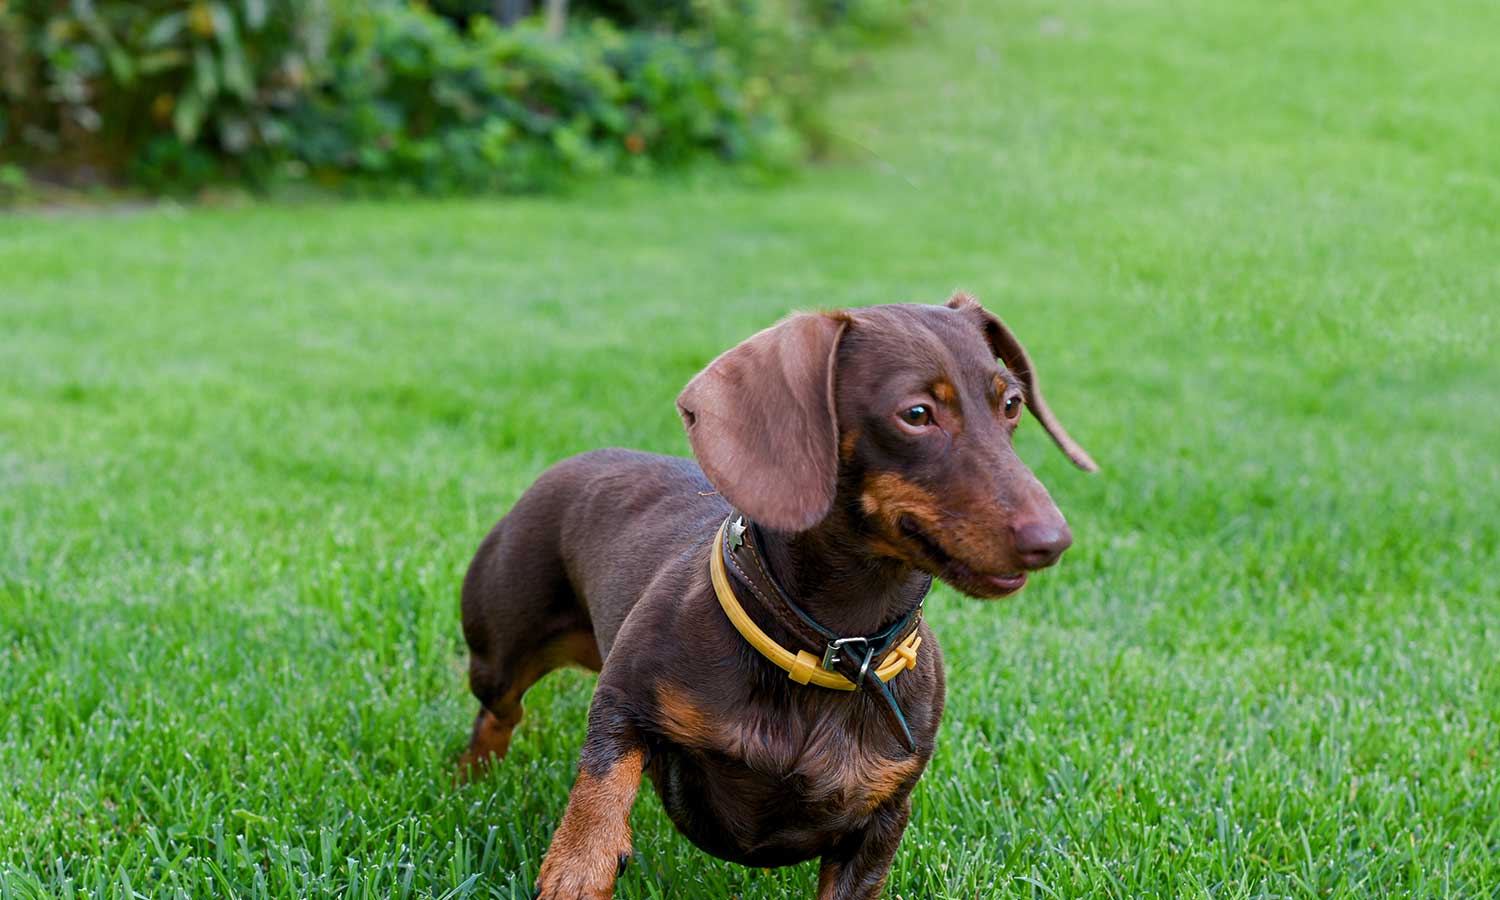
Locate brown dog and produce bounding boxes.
[461,294,1096,899]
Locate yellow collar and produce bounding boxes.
[710,520,922,691]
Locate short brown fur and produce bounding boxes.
[839,428,861,462]
[460,296,1095,898]
[535,748,645,900]
[458,629,602,774]
[860,472,943,529]
[653,682,717,749]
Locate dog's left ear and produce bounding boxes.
[948,293,1100,472]
[678,312,849,532]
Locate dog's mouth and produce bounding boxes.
[897,517,1027,599]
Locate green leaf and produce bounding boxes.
[136,49,189,75]
[143,12,187,48]
[172,87,206,141]
[70,0,135,84]
[192,43,218,98]
[242,0,268,30]
[104,47,135,84]
[220,46,252,99]
[210,3,253,99]
[207,2,236,44]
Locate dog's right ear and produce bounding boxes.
[947,292,1099,472]
[677,312,849,533]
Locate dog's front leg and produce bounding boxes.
[535,692,644,900]
[815,800,911,900]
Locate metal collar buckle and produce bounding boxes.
[822,636,877,686]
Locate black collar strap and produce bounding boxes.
[718,513,930,752]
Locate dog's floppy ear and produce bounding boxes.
[677,312,850,532]
[947,293,1099,472]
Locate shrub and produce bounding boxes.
[286,6,803,192]
[0,0,909,193]
[0,0,332,187]
[574,0,913,149]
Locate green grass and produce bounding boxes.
[3,0,1499,896]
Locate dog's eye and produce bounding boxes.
[899,405,932,427]
[1003,395,1022,419]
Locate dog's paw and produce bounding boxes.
[533,848,629,900]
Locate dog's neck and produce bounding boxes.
[755,507,929,637]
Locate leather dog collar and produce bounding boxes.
[710,514,930,751]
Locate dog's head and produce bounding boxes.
[678,294,1096,599]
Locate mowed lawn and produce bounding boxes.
[3,0,1498,896]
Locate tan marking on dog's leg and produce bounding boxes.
[855,755,924,815]
[459,630,601,778]
[552,630,604,672]
[459,706,521,775]
[536,748,645,900]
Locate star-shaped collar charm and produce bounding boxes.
[726,516,747,550]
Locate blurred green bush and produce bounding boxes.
[0,0,908,193]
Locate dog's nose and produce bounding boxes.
[1012,519,1072,569]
